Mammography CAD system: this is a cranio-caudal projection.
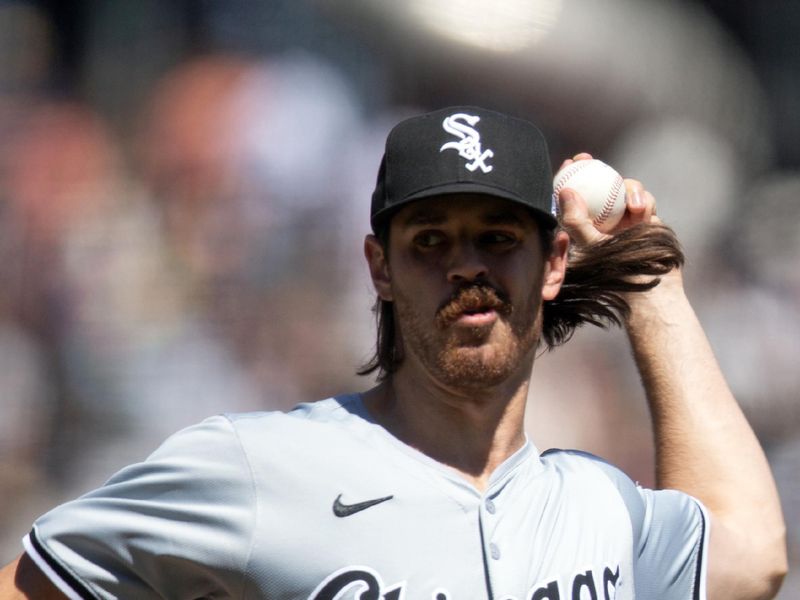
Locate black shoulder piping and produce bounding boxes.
[28,528,99,600]
[693,506,707,600]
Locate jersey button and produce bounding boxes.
[489,543,501,560]
[485,499,496,514]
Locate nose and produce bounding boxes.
[446,241,489,284]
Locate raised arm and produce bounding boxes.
[623,266,786,599]
[0,554,67,599]
[557,157,787,600]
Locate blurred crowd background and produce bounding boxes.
[0,0,798,593]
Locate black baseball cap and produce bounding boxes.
[370,106,557,233]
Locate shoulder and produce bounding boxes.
[539,447,705,521]
[539,448,647,539]
[161,394,365,445]
[198,394,376,471]
[92,395,362,498]
[541,448,706,522]
[222,394,369,442]
[539,448,641,493]
[227,393,364,425]
[539,448,708,568]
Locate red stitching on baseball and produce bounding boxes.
[593,175,623,227]
[552,161,592,216]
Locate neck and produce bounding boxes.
[362,361,533,492]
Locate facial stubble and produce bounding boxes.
[393,281,544,390]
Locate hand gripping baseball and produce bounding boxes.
[551,153,682,308]
[555,153,658,247]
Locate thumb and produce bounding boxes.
[557,188,606,246]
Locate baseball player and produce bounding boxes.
[0,106,787,599]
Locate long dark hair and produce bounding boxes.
[357,222,684,381]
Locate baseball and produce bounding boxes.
[553,159,627,232]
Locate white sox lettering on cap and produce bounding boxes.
[440,113,494,173]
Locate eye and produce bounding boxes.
[413,230,447,248]
[479,231,518,248]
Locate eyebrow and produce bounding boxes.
[480,212,527,226]
[401,210,447,227]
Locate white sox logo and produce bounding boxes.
[440,113,494,173]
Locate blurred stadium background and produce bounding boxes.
[0,0,797,592]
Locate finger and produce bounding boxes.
[557,152,594,172]
[557,158,574,171]
[642,190,657,221]
[557,189,607,246]
[624,179,648,226]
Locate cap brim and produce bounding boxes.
[371,182,558,231]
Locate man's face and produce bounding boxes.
[370,194,565,391]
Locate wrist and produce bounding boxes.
[623,269,688,329]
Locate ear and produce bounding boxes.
[541,230,569,301]
[364,234,393,301]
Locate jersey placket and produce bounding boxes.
[476,441,545,600]
[479,467,527,600]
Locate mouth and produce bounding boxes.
[454,307,499,326]
[436,285,510,328]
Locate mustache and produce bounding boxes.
[436,283,512,326]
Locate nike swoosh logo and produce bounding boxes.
[333,493,394,517]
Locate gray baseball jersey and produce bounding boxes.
[24,394,709,599]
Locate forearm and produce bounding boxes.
[626,272,759,491]
[625,270,787,597]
